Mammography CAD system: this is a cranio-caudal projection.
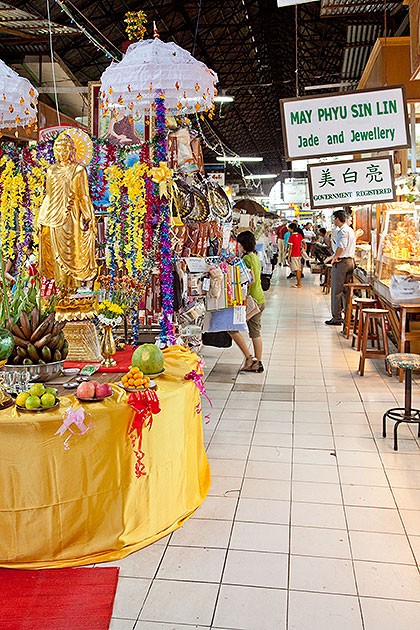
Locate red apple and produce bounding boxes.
[91,380,100,391]
[96,383,112,398]
[76,381,96,399]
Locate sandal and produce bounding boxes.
[240,356,259,372]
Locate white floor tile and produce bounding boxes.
[290,555,357,595]
[169,518,232,548]
[213,584,287,630]
[241,477,290,501]
[360,598,420,630]
[345,506,404,534]
[112,577,151,619]
[139,579,219,625]
[223,549,288,588]
[349,530,416,565]
[354,560,420,601]
[156,545,226,582]
[291,526,351,559]
[236,497,290,524]
[341,484,395,508]
[230,521,289,553]
[291,502,347,529]
[288,591,363,630]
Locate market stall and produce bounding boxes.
[0,346,210,569]
[0,20,220,569]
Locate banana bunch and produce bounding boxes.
[5,307,68,366]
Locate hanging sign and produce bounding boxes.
[308,156,396,209]
[207,172,225,186]
[38,125,77,142]
[280,86,409,160]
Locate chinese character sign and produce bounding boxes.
[308,157,396,209]
[281,86,409,160]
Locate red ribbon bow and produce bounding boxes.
[127,389,161,478]
[184,369,212,424]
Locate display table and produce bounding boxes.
[0,347,210,569]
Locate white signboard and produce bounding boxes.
[280,86,409,160]
[207,172,225,186]
[283,179,308,203]
[308,156,396,209]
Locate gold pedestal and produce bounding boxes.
[65,321,102,363]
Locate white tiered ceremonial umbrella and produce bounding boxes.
[99,37,218,118]
[0,59,38,129]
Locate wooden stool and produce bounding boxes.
[383,353,420,450]
[352,298,377,350]
[323,265,332,294]
[358,309,391,376]
[343,283,370,339]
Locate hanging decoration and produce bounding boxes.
[0,59,38,131]
[99,38,218,119]
[124,11,148,41]
[54,0,120,62]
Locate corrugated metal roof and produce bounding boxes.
[341,23,381,85]
[0,1,77,35]
[321,0,402,16]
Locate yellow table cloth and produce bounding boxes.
[0,346,210,569]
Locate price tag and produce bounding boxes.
[233,306,246,325]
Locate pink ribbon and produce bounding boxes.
[184,369,213,424]
[55,406,93,450]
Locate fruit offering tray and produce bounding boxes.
[74,380,114,403]
[14,384,59,412]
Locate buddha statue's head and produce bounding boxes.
[53,134,76,165]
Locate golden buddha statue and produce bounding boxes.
[37,134,97,290]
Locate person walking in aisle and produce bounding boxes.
[325,209,356,325]
[287,223,306,288]
[276,222,288,266]
[230,231,265,373]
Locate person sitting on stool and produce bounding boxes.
[325,209,356,326]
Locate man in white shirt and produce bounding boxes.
[325,209,356,326]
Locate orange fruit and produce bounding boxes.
[131,366,140,374]
[128,378,135,386]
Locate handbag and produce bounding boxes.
[261,274,271,291]
[246,295,260,321]
[202,331,232,348]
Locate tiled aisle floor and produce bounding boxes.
[109,269,420,630]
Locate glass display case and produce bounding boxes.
[374,204,419,300]
[354,243,374,283]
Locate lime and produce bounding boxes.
[45,387,57,397]
[25,395,41,410]
[41,393,56,408]
[29,384,46,398]
[16,392,30,407]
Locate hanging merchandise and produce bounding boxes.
[0,59,38,131]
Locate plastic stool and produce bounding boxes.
[358,309,391,376]
[352,298,377,351]
[383,353,420,450]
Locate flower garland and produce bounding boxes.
[154,93,175,346]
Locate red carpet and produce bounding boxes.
[64,345,134,373]
[0,567,119,629]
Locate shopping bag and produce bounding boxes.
[246,295,260,321]
[207,306,247,332]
